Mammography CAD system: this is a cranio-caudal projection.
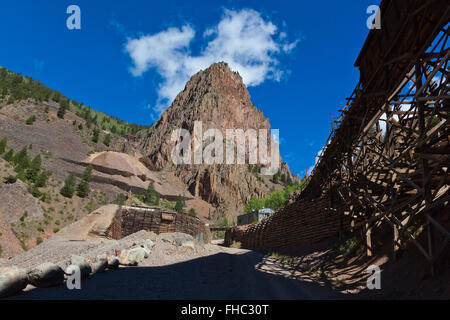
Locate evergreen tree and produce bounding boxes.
[76,180,90,198]
[272,172,279,184]
[26,154,42,182]
[103,134,111,147]
[174,195,185,213]
[60,173,77,198]
[0,137,6,154]
[57,104,66,119]
[81,164,93,182]
[145,181,160,206]
[13,147,30,171]
[188,208,197,217]
[35,169,51,188]
[92,128,100,143]
[52,90,62,102]
[76,165,92,198]
[3,148,14,162]
[15,170,27,182]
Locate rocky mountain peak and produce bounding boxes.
[138,62,297,223]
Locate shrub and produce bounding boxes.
[4,175,17,184]
[230,241,242,249]
[188,208,197,217]
[338,237,360,257]
[28,184,42,198]
[36,237,43,245]
[57,104,66,119]
[25,115,36,125]
[113,194,127,205]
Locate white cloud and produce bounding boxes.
[125,9,299,117]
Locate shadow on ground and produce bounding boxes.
[8,250,347,300]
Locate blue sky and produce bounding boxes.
[0,0,381,177]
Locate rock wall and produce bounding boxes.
[138,62,299,223]
[109,206,211,244]
[225,194,353,249]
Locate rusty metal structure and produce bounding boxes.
[301,0,450,273]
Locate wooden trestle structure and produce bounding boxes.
[300,0,450,274]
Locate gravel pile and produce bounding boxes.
[0,231,223,298]
[0,231,221,271]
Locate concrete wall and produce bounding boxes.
[108,206,211,243]
[225,195,353,249]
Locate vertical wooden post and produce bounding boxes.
[416,62,435,276]
[393,224,399,260]
[366,219,372,257]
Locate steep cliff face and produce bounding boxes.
[138,62,297,223]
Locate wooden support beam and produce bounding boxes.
[366,219,373,257]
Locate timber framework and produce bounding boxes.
[226,0,450,275]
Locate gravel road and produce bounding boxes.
[7,243,343,300]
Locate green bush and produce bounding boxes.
[113,194,127,205]
[36,237,43,245]
[338,237,360,257]
[4,175,17,184]
[244,181,306,214]
[25,115,36,125]
[188,208,197,217]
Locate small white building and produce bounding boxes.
[237,208,275,226]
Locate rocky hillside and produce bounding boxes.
[0,66,207,259]
[138,62,298,223]
[0,63,300,259]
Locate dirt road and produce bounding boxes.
[9,244,343,300]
